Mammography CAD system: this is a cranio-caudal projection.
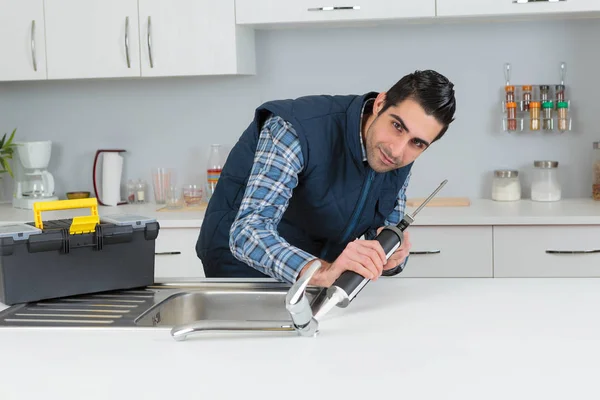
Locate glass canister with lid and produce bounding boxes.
[593,142,600,200]
[531,160,561,202]
[492,170,521,201]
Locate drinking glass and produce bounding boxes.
[152,168,174,204]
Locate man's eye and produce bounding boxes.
[412,139,424,148]
[392,122,403,132]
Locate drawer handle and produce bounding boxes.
[546,249,600,254]
[155,251,181,255]
[124,16,131,68]
[31,20,37,72]
[410,250,441,255]
[512,0,566,3]
[308,6,361,11]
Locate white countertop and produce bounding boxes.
[0,197,600,228]
[1,277,600,399]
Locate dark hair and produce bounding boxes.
[380,70,456,142]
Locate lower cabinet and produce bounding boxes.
[153,224,600,279]
[392,226,493,278]
[493,225,600,277]
[154,227,205,279]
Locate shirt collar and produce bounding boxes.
[359,98,375,162]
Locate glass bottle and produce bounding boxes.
[506,102,517,131]
[542,101,553,131]
[135,179,146,204]
[207,144,224,196]
[557,101,569,132]
[593,142,600,200]
[529,102,540,131]
[522,85,532,111]
[126,179,136,204]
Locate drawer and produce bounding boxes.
[235,0,435,25]
[493,225,600,277]
[154,228,205,279]
[392,226,493,278]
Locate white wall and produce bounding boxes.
[1,17,598,202]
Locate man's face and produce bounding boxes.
[364,93,444,173]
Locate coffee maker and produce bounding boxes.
[13,140,58,209]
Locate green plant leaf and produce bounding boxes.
[0,133,6,150]
[5,128,16,147]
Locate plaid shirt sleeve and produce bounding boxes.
[229,115,317,284]
[364,170,412,275]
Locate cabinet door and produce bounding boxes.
[139,0,255,77]
[437,0,600,17]
[494,225,600,277]
[236,0,435,25]
[154,228,206,279]
[44,0,140,79]
[0,0,47,81]
[390,226,493,278]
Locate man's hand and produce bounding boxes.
[298,228,412,287]
[377,227,411,271]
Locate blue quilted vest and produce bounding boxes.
[196,92,413,278]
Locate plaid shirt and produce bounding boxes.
[229,110,412,284]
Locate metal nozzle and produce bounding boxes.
[408,179,448,219]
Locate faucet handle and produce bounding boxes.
[285,260,322,337]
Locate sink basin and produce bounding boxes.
[0,281,326,329]
[135,284,323,327]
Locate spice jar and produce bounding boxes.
[557,101,569,132]
[555,84,565,104]
[522,85,532,111]
[492,170,521,201]
[505,85,515,103]
[531,160,561,202]
[506,102,517,131]
[542,101,553,131]
[540,85,550,103]
[593,142,600,200]
[529,101,540,131]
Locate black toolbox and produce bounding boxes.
[0,198,160,305]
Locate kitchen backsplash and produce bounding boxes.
[1,17,599,202]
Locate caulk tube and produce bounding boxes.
[322,226,404,310]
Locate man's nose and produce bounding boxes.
[390,137,410,159]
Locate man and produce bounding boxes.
[196,70,456,287]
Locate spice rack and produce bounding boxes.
[501,62,572,133]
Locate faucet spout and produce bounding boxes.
[285,260,322,337]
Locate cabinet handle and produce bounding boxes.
[124,17,131,68]
[410,250,441,255]
[512,0,565,3]
[546,249,600,254]
[147,16,154,68]
[155,251,181,255]
[31,20,37,72]
[307,6,360,11]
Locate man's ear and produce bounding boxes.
[373,92,387,115]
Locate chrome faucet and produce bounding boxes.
[170,261,323,341]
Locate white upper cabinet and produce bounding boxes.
[235,0,435,25]
[0,0,47,81]
[437,0,600,17]
[139,0,255,77]
[44,0,140,80]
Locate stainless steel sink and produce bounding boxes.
[0,281,326,329]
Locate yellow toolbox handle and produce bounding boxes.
[33,198,100,235]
